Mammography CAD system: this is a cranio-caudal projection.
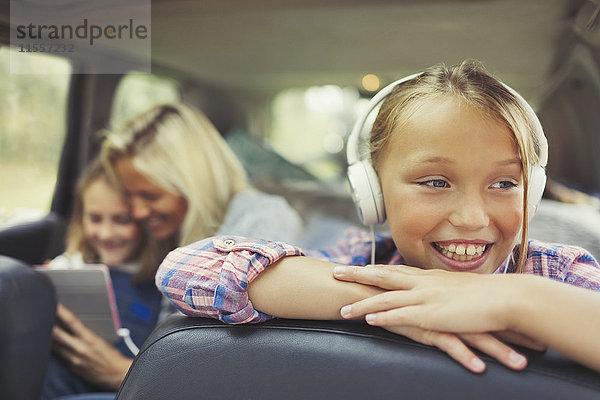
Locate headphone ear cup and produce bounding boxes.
[347,160,386,225]
[527,166,547,221]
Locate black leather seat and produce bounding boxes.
[117,315,600,400]
[0,255,57,400]
[0,212,66,265]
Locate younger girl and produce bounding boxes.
[50,156,144,270]
[43,157,163,398]
[156,61,600,372]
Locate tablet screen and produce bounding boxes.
[35,264,121,342]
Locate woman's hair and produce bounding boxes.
[101,102,249,247]
[64,157,152,280]
[370,60,545,272]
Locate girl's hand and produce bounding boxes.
[333,265,533,372]
[52,303,132,390]
[494,330,547,352]
[333,264,516,333]
[382,325,527,373]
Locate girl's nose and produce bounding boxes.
[448,192,490,229]
[97,221,115,240]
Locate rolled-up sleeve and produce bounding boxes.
[156,236,304,324]
[524,240,600,291]
[559,248,600,291]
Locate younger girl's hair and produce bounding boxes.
[370,60,545,272]
[65,157,152,280]
[101,102,249,247]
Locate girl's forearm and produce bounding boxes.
[248,256,385,320]
[509,276,600,372]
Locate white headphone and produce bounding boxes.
[346,73,548,226]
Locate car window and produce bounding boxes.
[109,72,180,130]
[0,46,71,227]
[268,84,372,182]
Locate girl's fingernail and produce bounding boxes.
[471,357,486,372]
[509,352,527,368]
[340,305,351,317]
[333,266,346,275]
[365,314,376,324]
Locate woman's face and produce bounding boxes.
[82,178,141,265]
[378,98,523,274]
[115,157,188,240]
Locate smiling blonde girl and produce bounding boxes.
[155,61,600,372]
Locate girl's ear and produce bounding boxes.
[347,160,386,225]
[345,73,422,226]
[527,165,547,220]
[498,82,548,219]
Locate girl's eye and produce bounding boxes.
[87,214,102,223]
[113,215,133,225]
[491,180,517,189]
[420,179,450,188]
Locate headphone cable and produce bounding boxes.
[117,328,140,356]
[370,225,376,265]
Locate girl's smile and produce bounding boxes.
[82,178,141,266]
[378,97,523,274]
[431,240,493,271]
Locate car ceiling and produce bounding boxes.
[0,0,586,101]
[148,0,583,101]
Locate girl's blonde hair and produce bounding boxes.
[101,103,249,248]
[370,60,545,272]
[64,157,153,280]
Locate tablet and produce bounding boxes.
[35,264,121,342]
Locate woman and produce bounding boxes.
[43,103,302,398]
[102,103,302,250]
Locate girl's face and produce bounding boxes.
[115,157,188,240]
[378,98,523,274]
[82,178,141,265]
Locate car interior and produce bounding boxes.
[1,0,600,399]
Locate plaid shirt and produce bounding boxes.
[156,228,600,324]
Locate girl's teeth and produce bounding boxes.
[466,245,476,256]
[436,243,488,262]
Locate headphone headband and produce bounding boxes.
[500,84,548,168]
[346,73,422,165]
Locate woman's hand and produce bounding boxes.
[52,303,132,390]
[333,265,533,372]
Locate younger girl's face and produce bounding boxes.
[82,178,141,266]
[378,98,523,274]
